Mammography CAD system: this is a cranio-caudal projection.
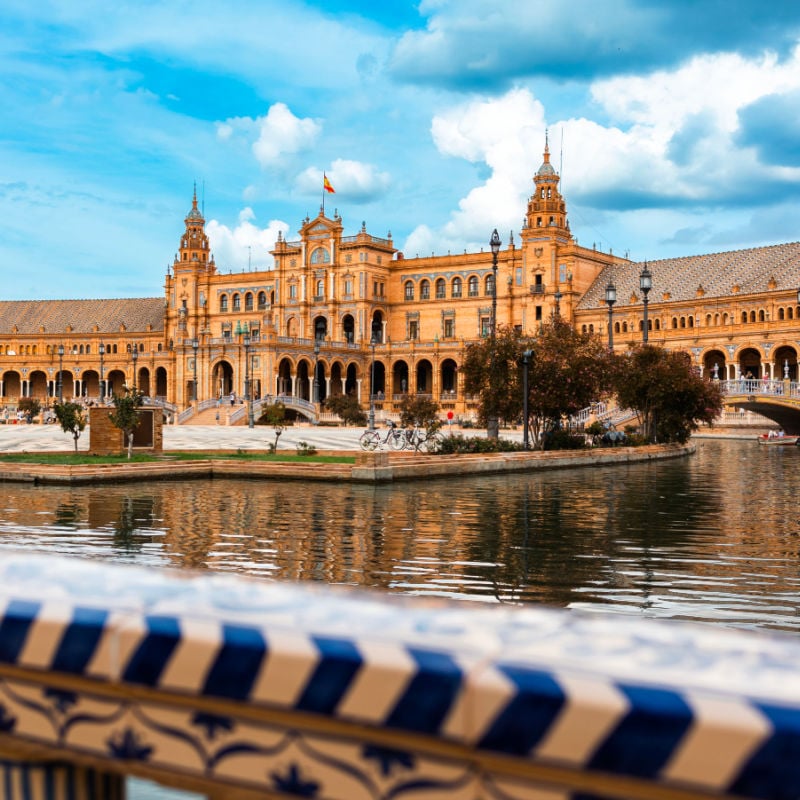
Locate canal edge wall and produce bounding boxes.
[0,442,694,485]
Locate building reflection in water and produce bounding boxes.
[3,441,800,630]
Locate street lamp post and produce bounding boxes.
[57,344,64,403]
[243,332,254,428]
[521,349,533,450]
[313,337,321,405]
[640,263,653,343]
[131,346,138,391]
[488,229,502,439]
[605,280,616,350]
[192,338,199,402]
[98,343,105,400]
[368,335,377,431]
[553,289,563,318]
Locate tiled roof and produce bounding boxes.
[578,241,800,309]
[0,298,165,335]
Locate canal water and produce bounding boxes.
[1,437,798,798]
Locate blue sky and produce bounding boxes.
[3,0,800,300]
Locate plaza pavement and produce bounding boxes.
[0,420,491,453]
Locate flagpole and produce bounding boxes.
[322,173,326,216]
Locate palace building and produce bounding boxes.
[2,140,800,422]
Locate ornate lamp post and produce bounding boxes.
[57,344,64,403]
[191,337,199,402]
[131,345,138,391]
[605,280,616,350]
[488,229,501,439]
[243,331,254,428]
[553,289,563,318]
[98,343,105,400]
[313,337,321,405]
[368,335,377,431]
[640,263,652,343]
[521,349,533,450]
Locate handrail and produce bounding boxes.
[0,553,798,799]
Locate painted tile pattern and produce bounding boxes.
[0,554,797,799]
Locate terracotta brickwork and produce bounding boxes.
[2,140,800,421]
[89,406,163,455]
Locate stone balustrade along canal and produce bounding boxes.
[0,553,797,799]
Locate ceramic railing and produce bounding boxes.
[0,553,798,799]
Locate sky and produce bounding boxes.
[3,1,800,300]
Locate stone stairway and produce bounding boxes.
[181,404,236,425]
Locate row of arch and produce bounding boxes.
[1,367,168,401]
[404,275,491,302]
[700,345,800,380]
[219,291,274,313]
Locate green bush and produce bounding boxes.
[542,429,587,450]
[437,434,525,454]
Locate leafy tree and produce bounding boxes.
[613,345,723,443]
[461,325,527,434]
[53,401,87,452]
[108,387,144,459]
[525,319,615,448]
[324,392,367,426]
[397,395,442,451]
[17,397,41,422]
[258,402,286,452]
[462,321,613,449]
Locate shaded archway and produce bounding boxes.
[440,358,458,397]
[314,316,328,341]
[213,361,234,398]
[297,360,311,401]
[155,367,168,398]
[29,370,49,400]
[277,358,293,396]
[342,314,355,344]
[416,359,433,395]
[371,310,384,343]
[371,360,386,397]
[107,369,126,397]
[345,363,358,396]
[137,367,151,397]
[774,345,799,381]
[313,359,327,403]
[392,360,409,397]
[738,347,762,379]
[330,362,344,397]
[80,370,100,397]
[702,350,726,380]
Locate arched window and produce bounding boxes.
[759,309,766,322]
[310,247,330,264]
[614,322,620,333]
[749,310,756,323]
[468,276,479,297]
[452,277,462,298]
[233,293,241,311]
[485,274,494,296]
[706,314,712,326]
[655,319,661,330]
[245,292,254,311]
[622,322,628,333]
[688,317,694,328]
[220,294,228,312]
[258,291,267,309]
[404,281,414,301]
[680,317,686,328]
[420,280,430,300]
[315,279,325,299]
[581,325,587,334]
[741,311,747,324]
[779,308,786,320]
[671,317,677,329]
[435,278,446,299]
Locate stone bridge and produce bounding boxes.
[720,378,800,433]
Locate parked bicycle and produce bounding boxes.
[359,421,406,451]
[402,424,445,453]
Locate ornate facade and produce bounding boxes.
[2,141,800,421]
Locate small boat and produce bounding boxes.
[757,433,800,446]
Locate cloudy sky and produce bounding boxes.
[3,1,800,300]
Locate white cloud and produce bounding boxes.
[294,159,391,202]
[252,103,321,166]
[206,209,289,273]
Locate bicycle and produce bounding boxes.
[359,421,406,451]
[402,425,445,453]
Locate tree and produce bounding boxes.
[462,321,614,449]
[397,394,442,450]
[461,325,527,432]
[324,392,367,426]
[108,387,144,459]
[258,402,286,452]
[17,397,41,422]
[613,345,723,443]
[53,401,87,452]
[525,319,615,448]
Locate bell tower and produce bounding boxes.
[524,133,569,236]
[173,185,216,276]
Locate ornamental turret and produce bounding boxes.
[173,185,216,275]
[524,133,569,236]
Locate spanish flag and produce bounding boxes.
[323,174,335,194]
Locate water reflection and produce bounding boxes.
[1,439,800,630]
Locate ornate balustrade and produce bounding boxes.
[0,554,798,799]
